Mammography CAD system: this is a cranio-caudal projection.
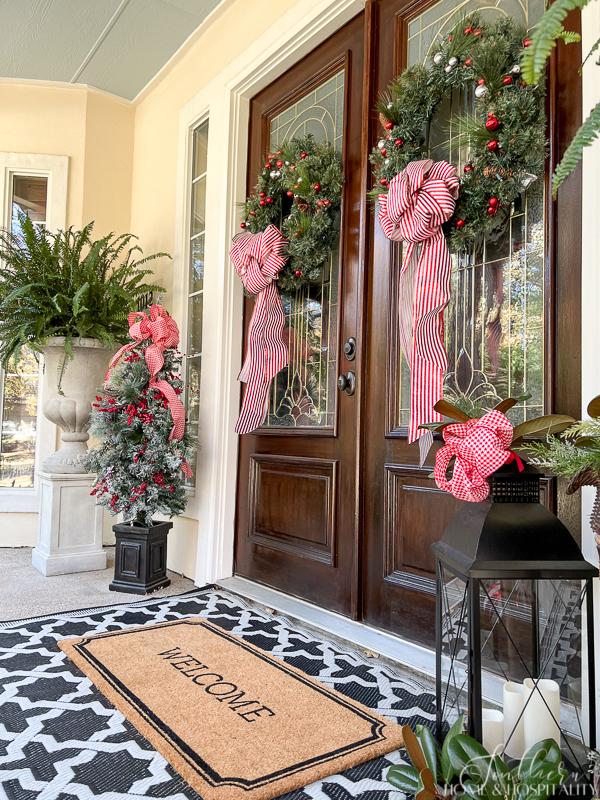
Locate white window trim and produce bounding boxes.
[172,0,363,586]
[0,152,68,512]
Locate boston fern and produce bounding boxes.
[521,0,599,197]
[0,214,166,364]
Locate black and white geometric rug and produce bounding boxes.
[0,587,436,800]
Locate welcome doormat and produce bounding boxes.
[59,617,404,800]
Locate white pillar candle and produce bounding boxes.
[523,678,561,751]
[482,708,504,753]
[503,680,527,759]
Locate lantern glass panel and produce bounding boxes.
[438,563,591,769]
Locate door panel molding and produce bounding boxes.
[248,454,338,565]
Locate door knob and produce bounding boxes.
[337,371,356,396]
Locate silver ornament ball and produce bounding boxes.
[378,139,386,150]
[474,84,488,98]
[511,64,521,75]
[433,52,443,65]
[448,56,458,67]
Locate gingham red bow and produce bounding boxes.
[105,306,190,472]
[230,224,288,434]
[379,159,459,462]
[434,410,519,502]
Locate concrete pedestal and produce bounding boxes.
[32,471,106,576]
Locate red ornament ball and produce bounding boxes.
[276,160,284,168]
[313,182,321,192]
[477,78,486,86]
[523,37,533,47]
[249,210,256,216]
[463,163,474,173]
[381,148,387,157]
[259,199,266,206]
[264,161,271,169]
[473,27,482,36]
[455,219,466,229]
[380,178,389,187]
[488,196,499,207]
[266,196,273,204]
[286,190,294,198]
[464,25,473,34]
[487,206,497,216]
[394,137,404,147]
[486,139,499,152]
[464,57,473,67]
[384,120,393,131]
[294,269,302,277]
[240,222,246,229]
[502,75,513,86]
[259,191,266,197]
[300,151,308,159]
[485,115,499,131]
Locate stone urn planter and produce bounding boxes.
[41,337,113,474]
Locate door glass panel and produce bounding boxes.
[263,69,344,429]
[394,0,545,428]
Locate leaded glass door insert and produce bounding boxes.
[263,70,344,429]
[392,0,546,428]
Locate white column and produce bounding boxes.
[32,471,106,576]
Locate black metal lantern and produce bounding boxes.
[433,463,598,772]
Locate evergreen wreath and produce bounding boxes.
[370,14,546,250]
[239,134,343,291]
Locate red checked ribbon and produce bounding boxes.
[434,410,523,503]
[105,305,192,476]
[378,159,459,462]
[230,224,289,434]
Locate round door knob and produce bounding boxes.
[337,371,356,396]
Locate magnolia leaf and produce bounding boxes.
[440,715,465,783]
[434,399,470,422]
[416,767,437,800]
[494,397,519,413]
[574,437,598,448]
[587,395,600,418]
[511,415,575,444]
[416,724,440,783]
[387,764,420,793]
[401,725,429,773]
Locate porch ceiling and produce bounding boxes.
[0,0,222,101]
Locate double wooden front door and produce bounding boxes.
[234,0,581,644]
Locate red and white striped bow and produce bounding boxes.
[379,159,459,463]
[231,224,289,434]
[434,410,520,502]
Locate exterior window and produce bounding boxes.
[184,120,208,484]
[0,175,48,488]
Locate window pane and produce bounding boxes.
[264,69,344,429]
[190,234,204,293]
[193,121,208,179]
[11,175,48,230]
[0,350,39,488]
[394,0,545,427]
[190,176,206,237]
[188,294,203,356]
[185,356,201,487]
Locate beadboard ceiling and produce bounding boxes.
[0,0,222,101]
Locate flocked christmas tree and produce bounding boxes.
[84,305,193,527]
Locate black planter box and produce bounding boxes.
[109,520,172,594]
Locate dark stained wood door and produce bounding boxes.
[234,14,367,616]
[360,0,582,643]
[235,0,582,639]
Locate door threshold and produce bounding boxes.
[217,576,436,682]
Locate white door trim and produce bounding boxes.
[172,0,364,587]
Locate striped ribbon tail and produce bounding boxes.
[230,225,289,434]
[378,159,459,462]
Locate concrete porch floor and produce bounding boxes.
[0,547,196,622]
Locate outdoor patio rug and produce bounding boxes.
[59,618,404,800]
[0,587,436,799]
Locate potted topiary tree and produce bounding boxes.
[0,215,166,473]
[84,305,193,593]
